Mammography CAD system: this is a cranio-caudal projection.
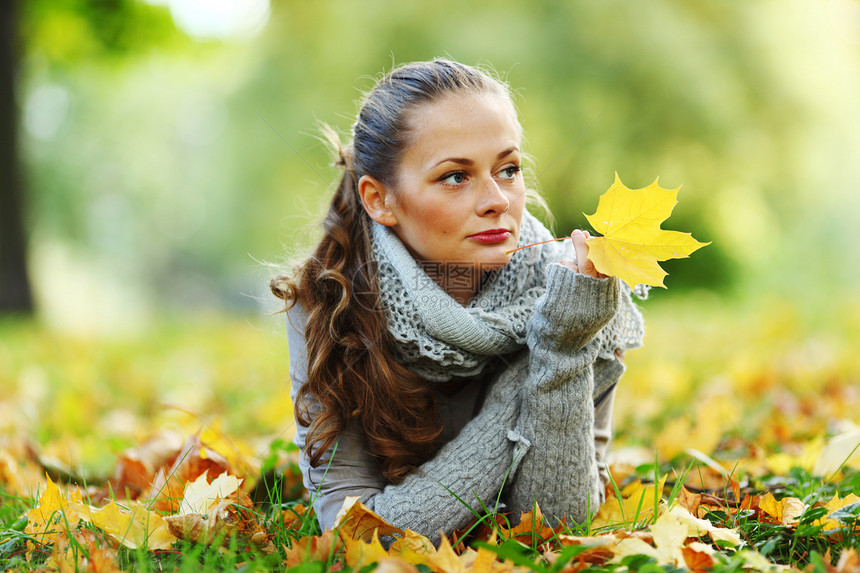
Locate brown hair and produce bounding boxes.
[271,59,513,483]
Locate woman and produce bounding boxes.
[271,59,645,541]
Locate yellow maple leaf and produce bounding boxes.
[816,493,860,531]
[584,174,709,289]
[25,476,85,544]
[85,500,176,550]
[591,476,667,529]
[342,531,391,569]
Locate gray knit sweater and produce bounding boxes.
[287,263,633,541]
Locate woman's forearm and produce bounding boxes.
[508,264,620,523]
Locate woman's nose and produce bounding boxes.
[477,178,510,216]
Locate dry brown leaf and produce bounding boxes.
[334,498,403,541]
[283,530,341,568]
[675,486,703,516]
[148,431,231,512]
[555,533,617,566]
[497,504,557,543]
[165,512,222,545]
[681,544,715,573]
[282,504,310,531]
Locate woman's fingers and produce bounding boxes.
[570,230,606,279]
[559,258,579,272]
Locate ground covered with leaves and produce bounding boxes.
[2,293,860,572]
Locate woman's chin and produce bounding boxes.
[476,256,513,272]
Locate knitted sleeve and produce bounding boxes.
[365,353,529,541]
[287,304,529,541]
[507,263,621,523]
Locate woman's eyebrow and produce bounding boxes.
[432,147,521,169]
[497,146,520,159]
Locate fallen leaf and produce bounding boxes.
[177,471,242,515]
[283,530,341,568]
[334,499,403,541]
[555,533,617,566]
[388,529,435,555]
[101,430,184,501]
[373,557,421,573]
[148,431,231,513]
[813,430,860,477]
[584,173,709,289]
[496,504,557,543]
[426,535,470,573]
[649,508,690,566]
[817,493,860,531]
[834,548,860,572]
[682,543,715,573]
[86,500,176,550]
[759,493,805,527]
[25,476,85,545]
[675,486,703,516]
[165,512,220,545]
[343,531,390,569]
[591,476,667,529]
[665,505,741,546]
[282,504,311,531]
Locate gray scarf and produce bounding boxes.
[370,211,644,382]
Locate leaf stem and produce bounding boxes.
[505,237,569,255]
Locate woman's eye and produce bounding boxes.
[498,165,520,180]
[441,172,467,185]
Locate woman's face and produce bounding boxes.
[383,92,527,276]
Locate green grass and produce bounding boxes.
[2,292,860,570]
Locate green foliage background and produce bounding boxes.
[18,0,860,332]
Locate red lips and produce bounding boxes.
[468,229,511,244]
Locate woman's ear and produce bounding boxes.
[358,175,398,226]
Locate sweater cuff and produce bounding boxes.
[539,263,620,335]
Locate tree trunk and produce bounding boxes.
[0,0,33,314]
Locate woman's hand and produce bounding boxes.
[560,230,607,279]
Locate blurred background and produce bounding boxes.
[2,0,860,475]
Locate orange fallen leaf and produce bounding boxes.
[148,431,231,513]
[682,543,716,573]
[496,504,557,543]
[283,530,341,568]
[334,498,403,542]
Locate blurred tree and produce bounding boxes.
[0,0,31,313]
[4,0,181,315]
